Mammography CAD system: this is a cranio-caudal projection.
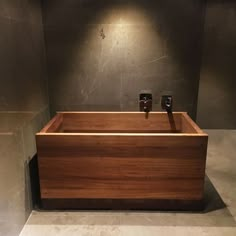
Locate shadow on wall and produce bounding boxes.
[28,155,41,209]
[42,0,205,119]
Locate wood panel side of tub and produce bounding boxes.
[36,134,208,201]
[40,113,63,133]
[181,113,205,134]
[60,112,182,133]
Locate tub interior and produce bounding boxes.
[42,112,201,134]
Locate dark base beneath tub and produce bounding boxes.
[41,198,205,211]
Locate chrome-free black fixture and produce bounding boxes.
[161,95,173,113]
[139,93,152,113]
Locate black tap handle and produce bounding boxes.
[161,95,173,112]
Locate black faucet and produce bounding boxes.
[161,95,173,113]
[139,93,152,113]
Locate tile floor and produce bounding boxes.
[20,130,236,236]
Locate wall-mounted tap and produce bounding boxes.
[139,93,152,113]
[161,95,173,113]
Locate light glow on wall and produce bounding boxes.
[69,4,168,105]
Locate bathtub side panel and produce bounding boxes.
[36,134,208,203]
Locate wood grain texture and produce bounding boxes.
[181,112,203,133]
[40,179,203,199]
[36,112,208,208]
[40,113,63,133]
[60,112,182,133]
[39,154,205,199]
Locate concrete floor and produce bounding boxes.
[20,130,236,236]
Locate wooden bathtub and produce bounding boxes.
[36,112,208,210]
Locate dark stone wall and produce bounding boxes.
[42,0,206,119]
[197,0,236,128]
[0,1,49,235]
[0,0,48,111]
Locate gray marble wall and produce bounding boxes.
[42,0,206,119]
[0,1,49,235]
[197,0,236,128]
